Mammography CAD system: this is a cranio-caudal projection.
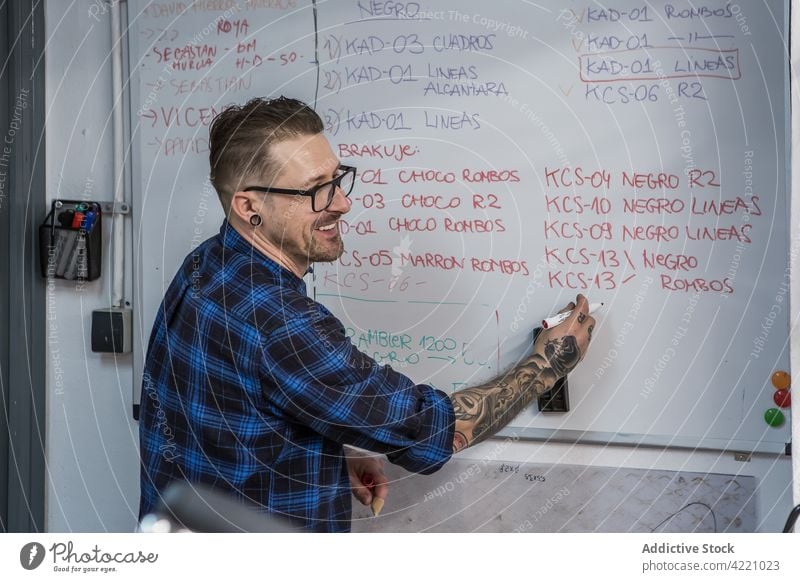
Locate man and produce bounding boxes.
[139,97,595,532]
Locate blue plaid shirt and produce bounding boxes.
[139,221,455,531]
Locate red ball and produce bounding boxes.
[773,389,791,408]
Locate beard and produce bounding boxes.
[306,230,345,263]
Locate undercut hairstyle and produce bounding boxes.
[208,96,324,212]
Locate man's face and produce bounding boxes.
[258,133,351,270]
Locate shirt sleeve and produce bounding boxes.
[257,301,455,475]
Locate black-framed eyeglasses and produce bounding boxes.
[243,165,357,212]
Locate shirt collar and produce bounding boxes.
[218,220,308,292]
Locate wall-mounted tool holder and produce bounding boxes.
[39,199,103,281]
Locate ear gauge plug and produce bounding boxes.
[249,214,262,227]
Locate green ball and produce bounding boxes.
[764,408,785,427]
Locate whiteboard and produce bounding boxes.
[128,0,791,453]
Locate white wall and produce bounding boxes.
[45,0,138,532]
[791,0,800,513]
[43,0,794,533]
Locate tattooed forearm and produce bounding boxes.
[450,382,530,450]
[449,351,558,452]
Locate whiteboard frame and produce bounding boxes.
[496,426,787,454]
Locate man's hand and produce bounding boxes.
[345,448,388,515]
[534,293,595,380]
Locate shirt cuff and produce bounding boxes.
[386,384,455,475]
